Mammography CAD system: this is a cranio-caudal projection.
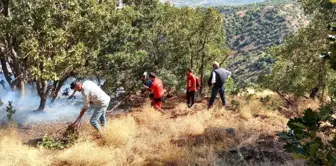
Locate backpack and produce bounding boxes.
[196,77,201,90]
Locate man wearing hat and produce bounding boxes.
[70,80,111,131]
[148,72,164,111]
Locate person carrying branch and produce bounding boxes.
[70,80,111,131]
[148,72,164,111]
[186,68,197,108]
[208,62,231,109]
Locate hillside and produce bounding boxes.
[218,1,308,86]
[161,0,265,6]
[0,92,318,166]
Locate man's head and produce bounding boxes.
[70,81,83,92]
[141,72,148,80]
[149,72,156,81]
[186,68,192,75]
[212,61,219,69]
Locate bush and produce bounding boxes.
[278,106,336,165]
[37,125,79,150]
[225,77,239,96]
[6,101,16,121]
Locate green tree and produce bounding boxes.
[1,0,118,111]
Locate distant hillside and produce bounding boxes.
[161,0,265,6]
[219,2,307,54]
[217,1,308,87]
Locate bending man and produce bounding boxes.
[70,80,111,131]
[149,72,164,111]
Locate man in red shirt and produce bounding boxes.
[186,68,197,108]
[148,72,164,111]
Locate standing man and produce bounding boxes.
[186,68,197,108]
[208,62,231,109]
[148,72,164,111]
[70,80,111,131]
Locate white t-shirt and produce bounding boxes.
[81,80,110,109]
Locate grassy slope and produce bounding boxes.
[0,93,320,166]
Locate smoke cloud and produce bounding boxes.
[0,76,106,125]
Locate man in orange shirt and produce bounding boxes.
[186,68,197,108]
[148,72,164,111]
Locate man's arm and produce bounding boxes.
[79,90,90,118]
[191,76,197,91]
[211,72,216,88]
[68,91,76,99]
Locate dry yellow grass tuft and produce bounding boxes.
[297,99,320,112]
[132,104,162,128]
[102,115,137,147]
[240,106,253,120]
[55,141,117,166]
[0,126,50,166]
[171,112,209,136]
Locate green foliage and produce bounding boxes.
[1,0,229,110]
[278,106,336,165]
[0,98,3,106]
[38,134,65,150]
[259,95,271,104]
[259,0,336,99]
[38,126,79,150]
[99,2,229,93]
[225,77,239,95]
[230,99,240,111]
[217,1,307,87]
[244,93,254,104]
[6,101,15,121]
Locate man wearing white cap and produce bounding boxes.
[207,61,231,109]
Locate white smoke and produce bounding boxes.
[0,76,107,125]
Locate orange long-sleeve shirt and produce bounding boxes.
[187,73,197,92]
[151,78,164,98]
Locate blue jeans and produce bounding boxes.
[208,86,226,108]
[90,105,107,131]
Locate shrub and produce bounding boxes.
[278,106,336,165]
[6,101,16,121]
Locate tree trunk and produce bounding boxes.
[199,52,206,94]
[51,77,68,103]
[36,80,48,111]
[0,55,14,89]
[37,97,47,111]
[19,79,24,97]
[190,54,193,69]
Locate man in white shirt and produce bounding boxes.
[207,62,231,109]
[70,80,111,131]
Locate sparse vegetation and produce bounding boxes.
[278,106,336,165]
[0,0,335,165]
[6,101,15,121]
[0,96,300,165]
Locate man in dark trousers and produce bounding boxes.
[208,62,231,109]
[186,68,197,108]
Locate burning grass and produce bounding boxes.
[0,95,306,166]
